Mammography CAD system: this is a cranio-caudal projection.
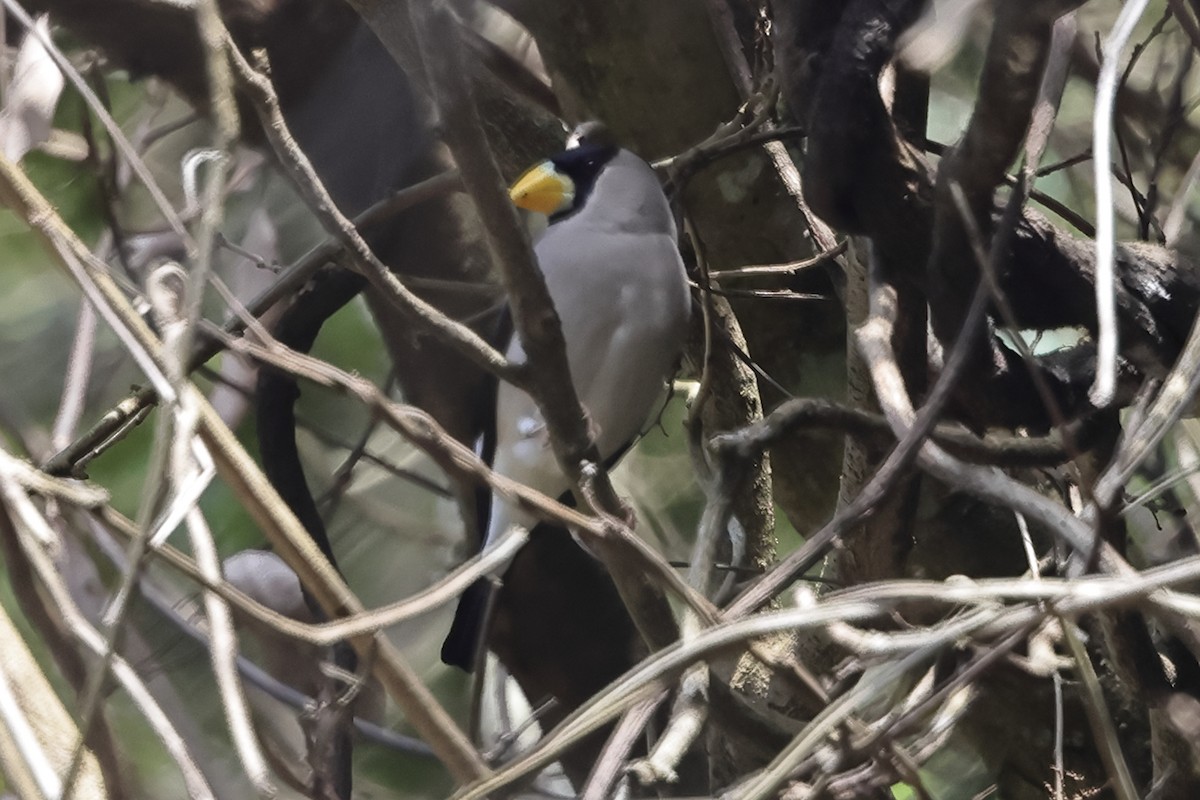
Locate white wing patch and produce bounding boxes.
[516,414,546,441]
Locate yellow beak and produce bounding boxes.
[508,161,575,215]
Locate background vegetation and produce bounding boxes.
[0,1,1199,799]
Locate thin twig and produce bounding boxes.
[42,167,461,477]
[0,466,214,799]
[1092,0,1154,406]
[1060,622,1140,800]
[174,8,275,791]
[0,0,192,244]
[295,414,451,500]
[101,503,532,645]
[85,515,434,758]
[711,397,1079,468]
[224,36,513,383]
[580,690,669,800]
[706,242,846,281]
[691,282,824,302]
[51,300,97,451]
[186,507,274,795]
[0,146,490,782]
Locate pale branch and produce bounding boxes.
[203,326,718,631]
[0,476,212,799]
[788,0,1200,432]
[0,148,490,782]
[99,503,532,647]
[404,2,683,656]
[41,168,462,478]
[1091,0,1156,406]
[927,0,1081,391]
[722,243,993,618]
[454,553,1200,800]
[185,507,274,796]
[224,35,515,384]
[84,511,436,758]
[710,397,1085,467]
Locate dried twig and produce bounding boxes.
[579,689,669,800]
[0,465,213,799]
[42,167,461,478]
[0,0,191,243]
[1060,621,1140,800]
[50,299,97,451]
[404,2,684,654]
[100,503,531,646]
[712,396,1080,468]
[0,146,490,782]
[224,36,513,383]
[204,327,717,630]
[1092,0,1154,406]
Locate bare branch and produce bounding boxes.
[41,168,462,478]
[223,35,514,383]
[0,463,212,799]
[0,0,192,243]
[1092,0,1155,406]
[0,145,490,783]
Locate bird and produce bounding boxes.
[441,123,691,670]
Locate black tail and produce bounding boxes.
[441,578,495,670]
[441,309,509,671]
[256,266,367,800]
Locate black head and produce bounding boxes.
[546,141,620,221]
